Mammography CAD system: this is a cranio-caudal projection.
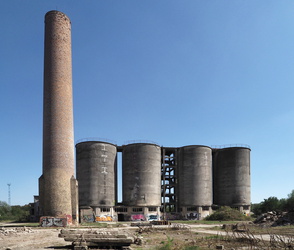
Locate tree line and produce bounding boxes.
[1,190,293,222]
[252,190,294,216]
[0,201,30,222]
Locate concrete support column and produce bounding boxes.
[143,207,148,218]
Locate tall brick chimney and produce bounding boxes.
[39,10,78,225]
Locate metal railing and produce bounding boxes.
[123,139,159,146]
[75,137,117,145]
[211,144,251,149]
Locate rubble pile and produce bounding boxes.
[222,222,253,232]
[254,211,294,226]
[0,227,33,236]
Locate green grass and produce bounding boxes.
[169,220,244,225]
[156,236,174,250]
[0,222,40,227]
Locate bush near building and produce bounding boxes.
[205,206,251,221]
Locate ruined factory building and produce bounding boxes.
[36,10,251,225]
[75,140,250,223]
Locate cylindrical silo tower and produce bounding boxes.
[122,143,161,207]
[39,11,77,219]
[76,141,117,207]
[178,146,213,215]
[213,147,251,208]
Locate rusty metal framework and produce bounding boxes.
[161,148,178,214]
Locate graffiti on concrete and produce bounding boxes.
[40,216,68,227]
[95,215,113,222]
[147,214,158,221]
[65,214,72,224]
[82,215,94,222]
[163,213,182,220]
[187,212,198,220]
[131,214,145,221]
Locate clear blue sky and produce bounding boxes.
[0,1,294,206]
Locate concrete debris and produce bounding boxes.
[254,211,294,226]
[222,222,253,232]
[59,229,134,250]
[0,227,33,236]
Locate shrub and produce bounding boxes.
[205,206,251,221]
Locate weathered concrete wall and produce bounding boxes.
[71,177,79,223]
[122,143,161,206]
[213,147,251,206]
[178,145,213,207]
[76,141,117,207]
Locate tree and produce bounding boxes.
[251,203,262,216]
[252,190,294,216]
[0,201,29,222]
[0,201,11,221]
[259,197,281,213]
[285,190,294,211]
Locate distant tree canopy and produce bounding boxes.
[286,190,294,211]
[252,190,294,216]
[0,201,30,222]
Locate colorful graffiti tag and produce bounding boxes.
[131,214,145,221]
[82,215,95,222]
[95,215,113,222]
[40,216,68,227]
[65,214,72,224]
[147,214,158,221]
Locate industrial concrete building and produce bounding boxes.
[39,10,78,225]
[76,140,251,222]
[213,147,251,210]
[37,10,250,224]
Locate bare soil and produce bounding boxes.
[0,227,71,250]
[0,222,293,250]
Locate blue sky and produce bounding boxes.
[0,1,294,206]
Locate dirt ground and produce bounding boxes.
[0,227,71,250]
[0,222,293,250]
[0,223,219,250]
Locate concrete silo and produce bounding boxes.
[213,147,251,212]
[178,146,213,219]
[39,11,78,224]
[76,141,117,207]
[122,143,161,207]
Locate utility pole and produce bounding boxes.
[7,183,11,206]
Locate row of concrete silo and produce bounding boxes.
[76,142,162,208]
[76,141,250,221]
[177,145,251,210]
